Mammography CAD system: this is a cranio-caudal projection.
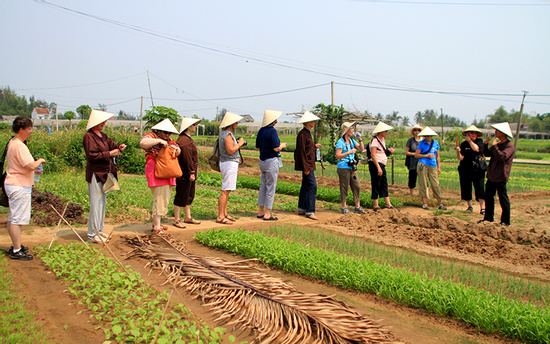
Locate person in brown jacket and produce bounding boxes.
[479,122,515,226]
[294,111,321,220]
[83,110,126,243]
[173,118,201,228]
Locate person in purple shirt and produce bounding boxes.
[479,122,515,226]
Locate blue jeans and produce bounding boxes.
[297,171,317,215]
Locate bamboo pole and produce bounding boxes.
[47,203,68,251]
[50,205,92,251]
[92,228,129,274]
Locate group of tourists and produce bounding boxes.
[4,110,516,259]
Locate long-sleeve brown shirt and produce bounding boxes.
[83,130,121,184]
[294,128,316,172]
[176,133,198,179]
[482,139,515,183]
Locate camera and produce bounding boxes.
[348,159,358,171]
[237,137,248,147]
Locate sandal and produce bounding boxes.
[184,218,201,225]
[225,215,237,221]
[263,215,278,221]
[438,204,447,210]
[466,206,473,212]
[386,206,395,210]
[216,218,233,225]
[480,209,485,215]
[421,204,429,210]
[306,214,319,221]
[152,224,169,234]
[173,220,186,228]
[373,206,381,212]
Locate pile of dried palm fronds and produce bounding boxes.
[124,234,403,344]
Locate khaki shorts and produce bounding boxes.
[150,185,172,216]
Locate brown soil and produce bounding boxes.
[2,163,548,343]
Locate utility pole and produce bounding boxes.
[140,96,143,137]
[513,91,528,156]
[147,70,154,107]
[55,103,58,131]
[331,81,334,107]
[440,108,444,141]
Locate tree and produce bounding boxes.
[76,105,92,120]
[142,106,181,130]
[414,111,423,124]
[0,86,30,117]
[401,116,410,126]
[116,110,135,120]
[98,103,108,111]
[311,103,349,165]
[64,111,76,129]
[386,111,402,126]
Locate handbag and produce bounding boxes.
[208,138,221,172]
[474,155,488,172]
[154,145,183,179]
[0,139,11,207]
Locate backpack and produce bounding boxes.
[208,138,221,172]
[366,137,390,161]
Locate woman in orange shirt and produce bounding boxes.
[5,116,46,260]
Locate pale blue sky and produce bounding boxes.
[1,0,549,124]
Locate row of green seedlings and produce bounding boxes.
[37,243,234,344]
[0,258,50,344]
[199,172,401,208]
[195,228,550,344]
[263,225,550,307]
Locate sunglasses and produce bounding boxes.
[413,129,421,132]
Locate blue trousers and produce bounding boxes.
[297,171,317,215]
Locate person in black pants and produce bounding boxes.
[456,125,486,214]
[479,122,515,226]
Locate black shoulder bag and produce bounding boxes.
[0,139,12,207]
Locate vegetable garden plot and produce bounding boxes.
[124,233,403,344]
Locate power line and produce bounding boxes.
[14,73,144,91]
[350,0,550,6]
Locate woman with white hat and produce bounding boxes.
[139,118,181,233]
[405,124,425,197]
[415,127,446,210]
[216,112,246,225]
[83,110,126,243]
[456,125,485,213]
[173,117,202,228]
[368,122,395,211]
[255,110,287,221]
[479,122,515,226]
[294,111,321,220]
[335,121,365,214]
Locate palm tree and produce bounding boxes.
[64,111,75,129]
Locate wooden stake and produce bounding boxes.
[50,204,92,251]
[92,228,129,275]
[47,203,68,251]
[152,289,173,344]
[80,230,115,284]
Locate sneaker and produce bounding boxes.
[438,204,447,210]
[466,206,473,212]
[8,245,29,255]
[99,232,109,239]
[500,222,509,227]
[354,206,365,214]
[9,250,33,261]
[88,235,103,244]
[421,204,429,210]
[341,207,350,214]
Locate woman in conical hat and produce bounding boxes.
[335,122,365,214]
[415,127,446,210]
[256,110,286,221]
[294,111,322,220]
[216,112,246,224]
[368,122,395,211]
[139,118,181,234]
[405,124,426,197]
[456,125,485,214]
[83,110,127,243]
[173,118,202,228]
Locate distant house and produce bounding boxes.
[240,115,255,123]
[31,108,51,120]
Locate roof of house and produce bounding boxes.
[33,107,50,114]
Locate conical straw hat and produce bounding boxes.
[151,118,179,134]
[371,122,394,135]
[87,110,113,130]
[418,126,438,137]
[410,124,423,135]
[219,112,243,129]
[261,110,283,127]
[491,122,513,139]
[102,173,120,193]
[462,125,483,137]
[298,111,320,124]
[341,121,356,135]
[179,117,201,134]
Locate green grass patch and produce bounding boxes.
[0,257,50,344]
[195,228,550,344]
